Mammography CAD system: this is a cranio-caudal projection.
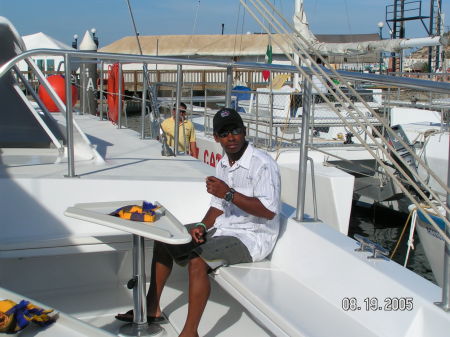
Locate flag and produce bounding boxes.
[262,42,272,81]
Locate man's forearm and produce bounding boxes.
[205,176,276,220]
[232,192,275,220]
[201,207,223,228]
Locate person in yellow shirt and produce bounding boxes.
[161,102,198,157]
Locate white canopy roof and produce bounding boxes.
[22,32,73,50]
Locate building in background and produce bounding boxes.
[99,33,381,71]
[17,32,73,73]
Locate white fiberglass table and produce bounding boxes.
[65,200,191,337]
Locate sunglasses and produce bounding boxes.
[217,127,242,138]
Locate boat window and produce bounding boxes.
[46,59,55,72]
[36,59,45,71]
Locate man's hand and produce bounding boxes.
[206,176,229,199]
[190,226,206,243]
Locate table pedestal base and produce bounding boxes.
[119,322,164,337]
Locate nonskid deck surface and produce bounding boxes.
[0,114,272,336]
[0,114,213,181]
[24,270,273,337]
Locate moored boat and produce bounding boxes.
[1,13,450,337]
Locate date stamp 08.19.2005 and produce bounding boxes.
[341,297,414,312]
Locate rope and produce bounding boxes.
[233,1,243,59]
[249,0,450,236]
[246,0,450,200]
[186,0,201,60]
[404,208,418,267]
[343,0,353,34]
[124,0,143,55]
[390,208,415,259]
[240,0,450,245]
[192,0,201,36]
[123,0,161,131]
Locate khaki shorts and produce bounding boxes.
[163,223,252,267]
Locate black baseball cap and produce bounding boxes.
[213,108,244,133]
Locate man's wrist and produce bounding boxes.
[224,188,236,202]
[195,222,207,232]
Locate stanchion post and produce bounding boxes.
[64,53,76,178]
[295,75,312,221]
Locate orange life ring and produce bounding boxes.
[107,63,124,124]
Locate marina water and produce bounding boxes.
[350,202,435,284]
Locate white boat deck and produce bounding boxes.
[1,114,211,181]
[0,114,276,336]
[1,13,450,335]
[20,272,271,337]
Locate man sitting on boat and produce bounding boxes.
[161,102,198,157]
[116,108,281,337]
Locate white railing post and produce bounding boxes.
[295,75,312,221]
[225,66,233,108]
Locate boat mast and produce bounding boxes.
[428,0,443,72]
[293,0,444,57]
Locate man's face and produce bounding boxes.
[172,107,186,121]
[214,125,246,154]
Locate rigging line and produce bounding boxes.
[248,0,450,200]
[311,0,318,20]
[192,0,201,35]
[124,0,161,126]
[124,0,143,55]
[342,0,362,67]
[236,0,248,63]
[187,0,201,60]
[255,0,450,236]
[239,1,247,56]
[343,0,353,35]
[242,0,450,235]
[233,1,242,58]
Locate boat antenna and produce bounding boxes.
[124,0,143,55]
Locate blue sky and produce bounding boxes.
[0,0,447,47]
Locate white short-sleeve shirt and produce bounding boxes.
[210,143,281,261]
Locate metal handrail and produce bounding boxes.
[3,47,450,302]
[3,48,449,211]
[2,48,450,94]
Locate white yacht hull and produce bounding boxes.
[415,208,447,287]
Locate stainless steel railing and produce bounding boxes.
[1,48,449,230]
